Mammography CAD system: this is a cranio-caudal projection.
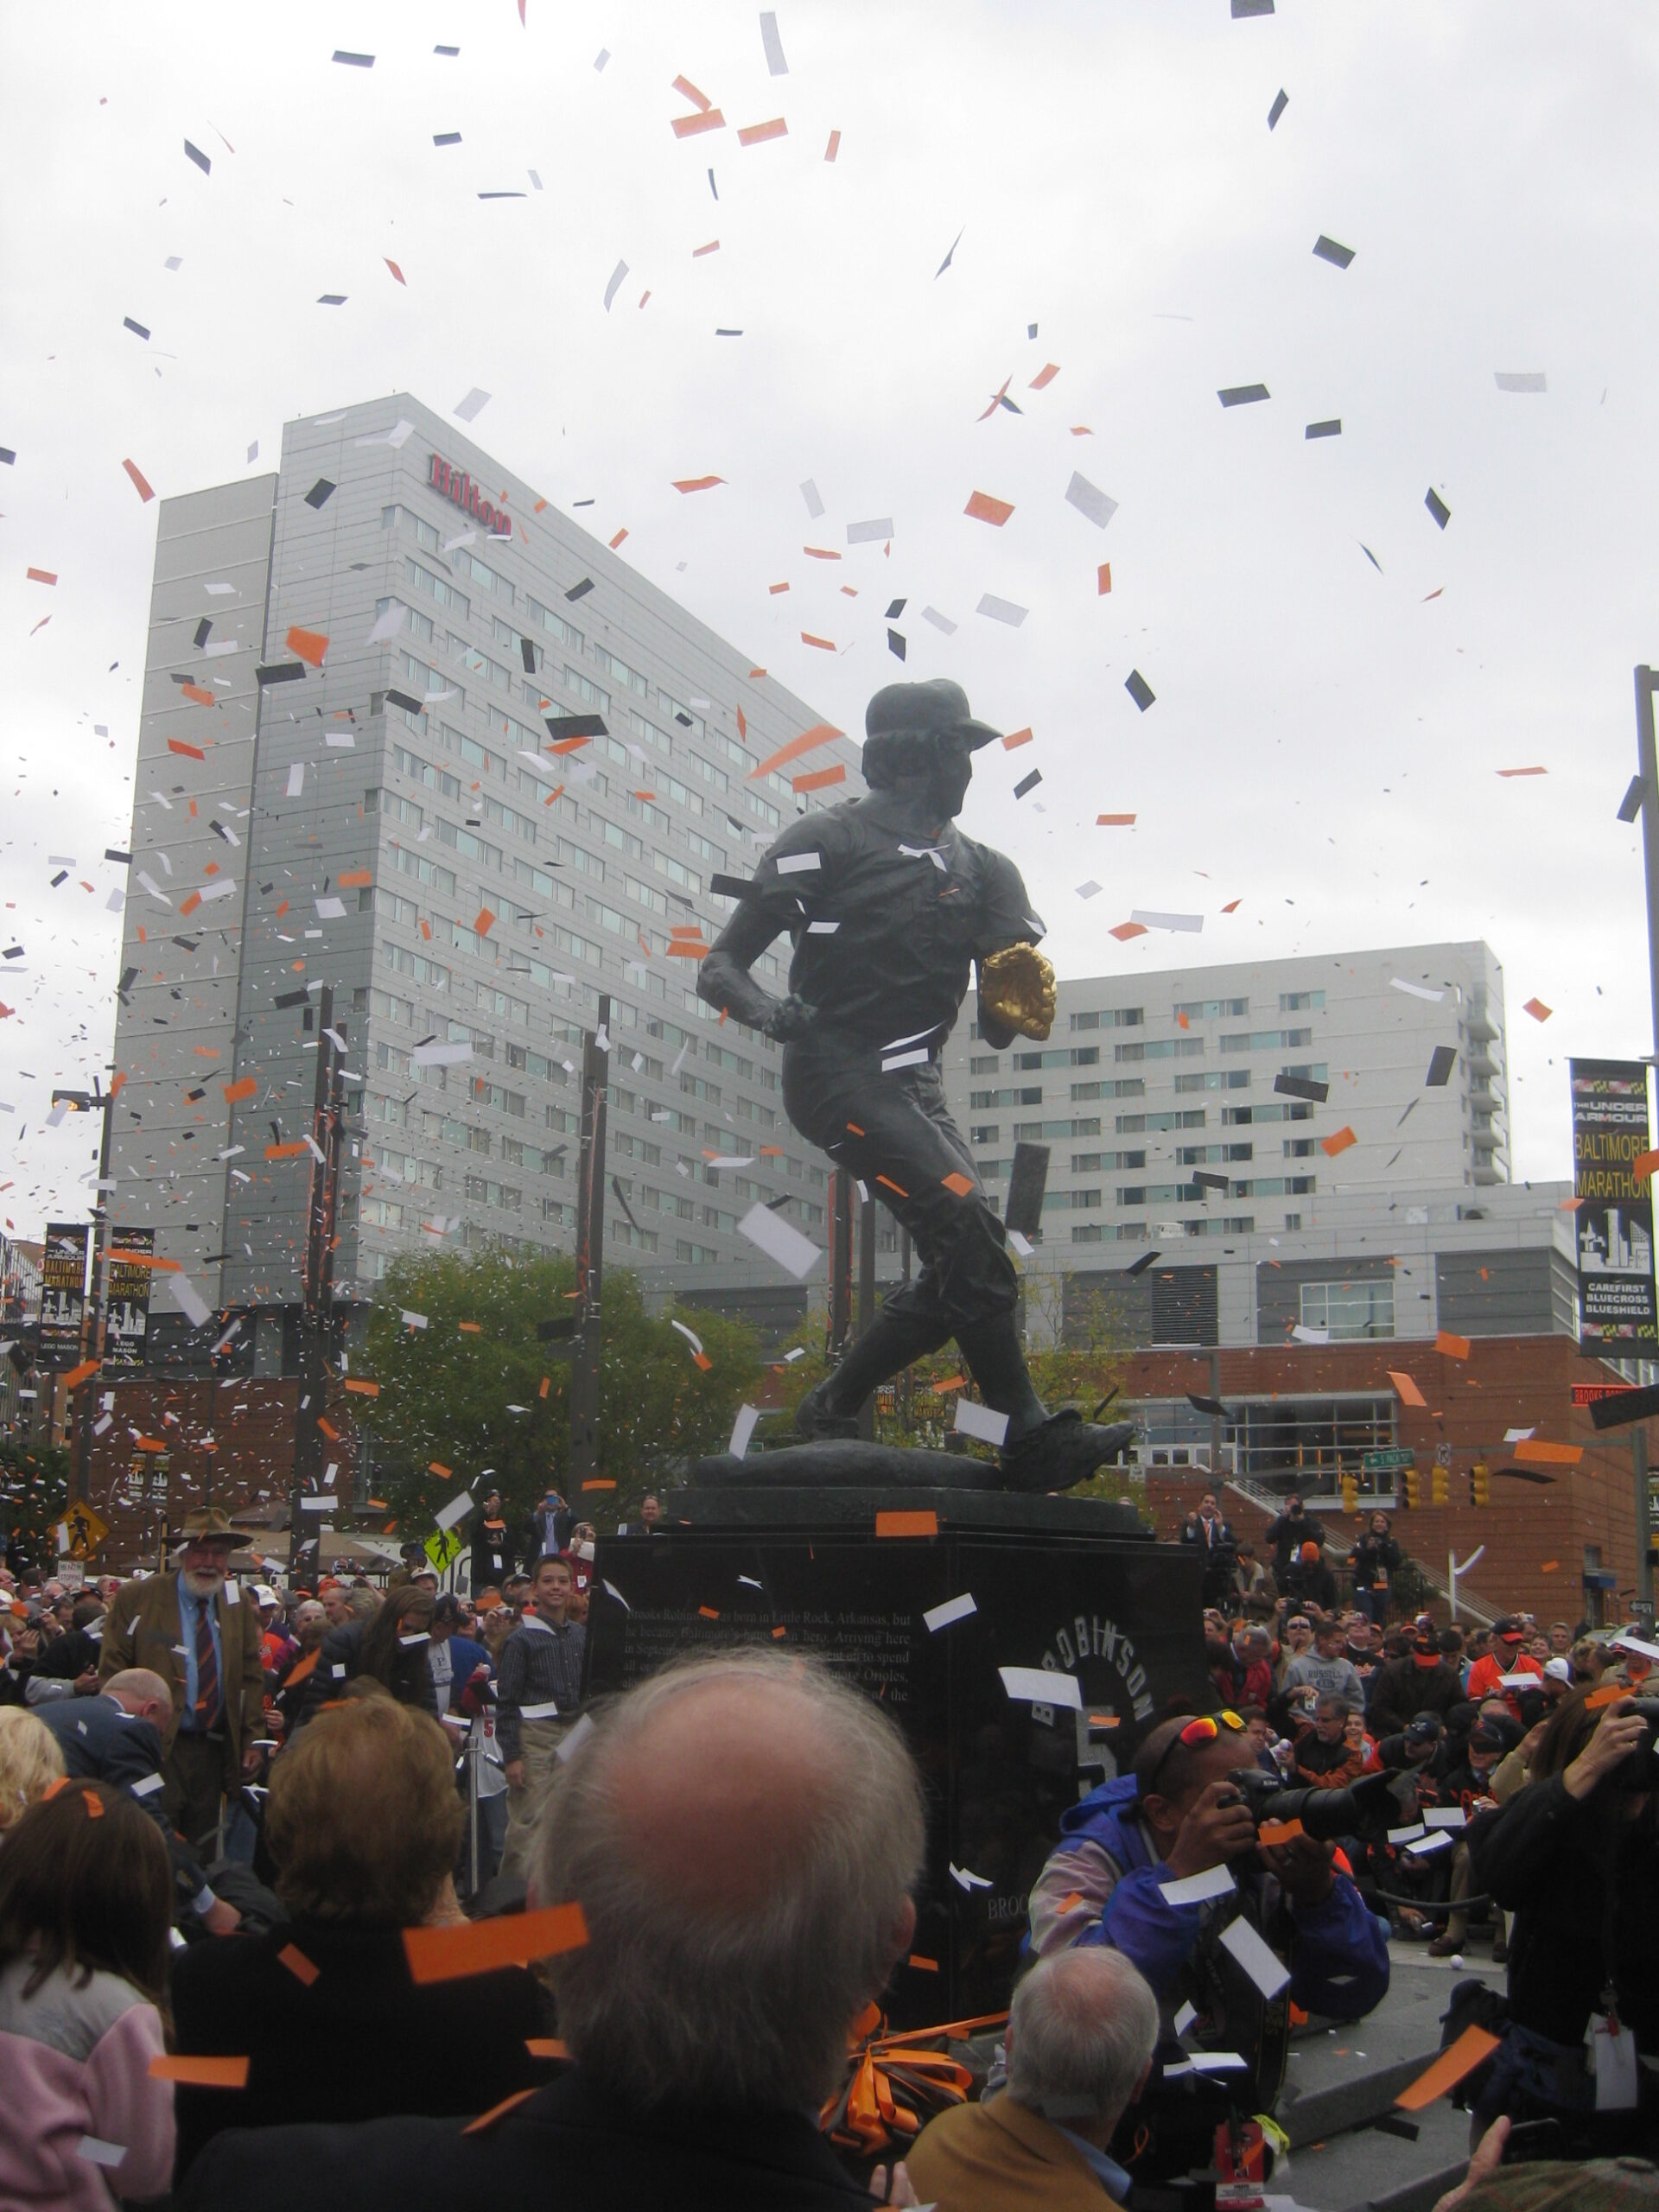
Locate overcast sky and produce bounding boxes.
[4,0,1659,1234]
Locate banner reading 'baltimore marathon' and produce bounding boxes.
[1570,1057,1659,1353]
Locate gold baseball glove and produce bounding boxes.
[979,943,1056,1040]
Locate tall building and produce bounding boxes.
[940,942,1510,1250]
[107,396,861,1358]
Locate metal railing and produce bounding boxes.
[1219,1470,1503,1627]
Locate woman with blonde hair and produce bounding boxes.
[0,1707,66,1838]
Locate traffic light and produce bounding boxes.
[1340,1472,1358,1514]
[1432,1465,1448,1507]
[1404,1465,1421,1509]
[1471,1463,1491,1507]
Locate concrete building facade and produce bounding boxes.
[106,396,862,1356]
[940,942,1510,1253]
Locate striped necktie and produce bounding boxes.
[194,1596,220,1726]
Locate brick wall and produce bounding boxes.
[1131,1334,1643,1627]
[79,1377,359,1572]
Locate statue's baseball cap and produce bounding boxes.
[865,678,1002,750]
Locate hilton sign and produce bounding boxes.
[429,454,511,537]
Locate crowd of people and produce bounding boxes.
[0,1477,1650,2208]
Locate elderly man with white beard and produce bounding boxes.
[99,1507,267,1858]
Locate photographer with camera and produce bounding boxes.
[1028,1710,1389,2155]
[1466,1688,1657,2152]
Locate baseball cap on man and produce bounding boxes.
[1493,1615,1527,1643]
[865,678,1002,750]
[1405,1715,1444,1744]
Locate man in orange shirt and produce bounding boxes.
[1465,1616,1542,1724]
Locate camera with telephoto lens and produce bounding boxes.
[1608,1695,1659,1790]
[1221,1765,1396,1844]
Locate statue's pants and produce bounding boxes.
[782,1036,1019,1334]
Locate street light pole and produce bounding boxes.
[51,1084,114,1504]
[1629,670,1659,1617]
[289,989,346,1592]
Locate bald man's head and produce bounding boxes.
[540,1649,925,2112]
[104,1669,173,1727]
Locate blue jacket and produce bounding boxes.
[1043,1774,1389,2020]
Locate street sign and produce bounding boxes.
[1362,1447,1415,1472]
[56,1500,109,1559]
[1434,1441,1452,1468]
[1573,1382,1636,1406]
[424,1524,464,1573]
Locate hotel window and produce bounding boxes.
[1299,1280,1395,1340]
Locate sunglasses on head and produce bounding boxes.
[1145,1710,1246,1796]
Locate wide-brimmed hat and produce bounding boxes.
[179,1507,237,1542]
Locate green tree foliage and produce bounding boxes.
[360,1250,762,1539]
[0,1439,73,1576]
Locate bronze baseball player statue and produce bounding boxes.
[699,679,1134,1491]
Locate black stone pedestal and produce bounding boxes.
[586,1488,1207,2027]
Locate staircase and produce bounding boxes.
[1219,1472,1503,1628]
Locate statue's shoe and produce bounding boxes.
[999,1410,1138,1494]
[793,1378,859,1440]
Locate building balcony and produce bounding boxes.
[1467,1012,1500,1044]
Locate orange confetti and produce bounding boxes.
[581,1478,616,1491]
[1097,563,1112,594]
[343,1378,380,1397]
[1522,997,1551,1022]
[429,1461,453,1478]
[824,128,841,161]
[265,1141,307,1160]
[1540,1560,1559,1573]
[1029,364,1060,390]
[750,722,842,778]
[1435,1330,1471,1360]
[338,868,372,888]
[405,1904,588,1984]
[525,2038,569,2061]
[25,567,56,585]
[1257,1819,1306,1847]
[61,1358,99,1390]
[286,625,328,668]
[671,73,711,111]
[464,2088,539,2136]
[737,117,787,146]
[1001,727,1034,750]
[385,257,405,285]
[877,1512,939,1540]
[874,1173,908,1198]
[317,1418,340,1443]
[768,582,790,594]
[792,764,846,793]
[964,490,1014,526]
[671,475,724,493]
[1395,2026,1501,2113]
[149,2055,251,2089]
[474,908,496,938]
[1587,1683,1634,1709]
[800,632,836,650]
[178,892,202,916]
[671,109,726,138]
[1515,1439,1583,1466]
[692,238,720,257]
[941,1172,975,1198]
[168,738,206,760]
[223,1077,257,1104]
[931,1374,966,1393]
[609,528,627,550]
[1633,1148,1659,1183]
[907,1955,939,1972]
[698,1605,720,1620]
[1320,1126,1357,1157]
[123,458,156,502]
[1096,813,1135,826]
[1388,1370,1427,1409]
[1109,921,1147,942]
[804,545,842,562]
[278,1943,320,1986]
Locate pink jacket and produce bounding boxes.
[0,1958,175,2209]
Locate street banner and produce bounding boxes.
[104,1229,156,1370]
[1570,1058,1659,1353]
[37,1223,90,1370]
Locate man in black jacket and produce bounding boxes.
[179,1649,928,2211]
[1366,1630,1468,1739]
[1263,1492,1312,1580]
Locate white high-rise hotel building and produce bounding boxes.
[108,395,861,1335]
